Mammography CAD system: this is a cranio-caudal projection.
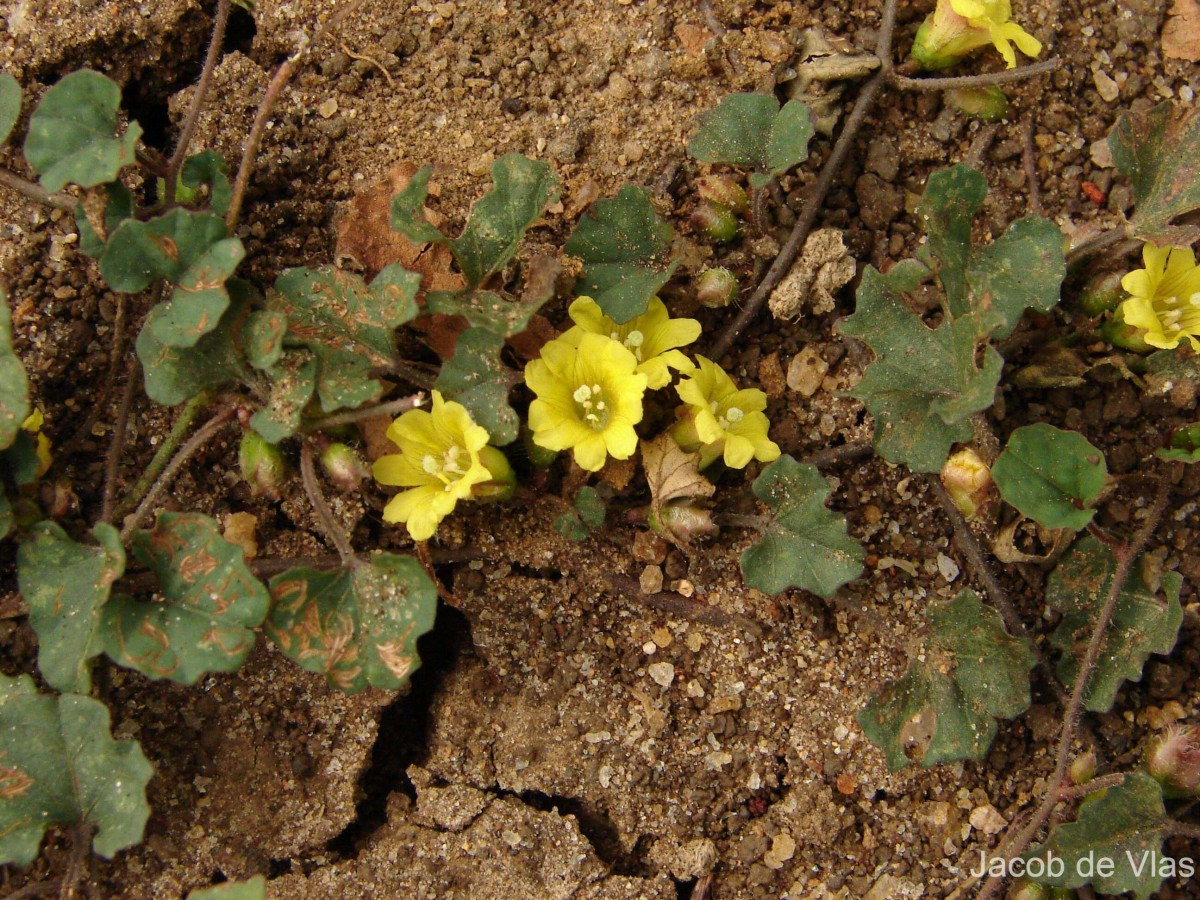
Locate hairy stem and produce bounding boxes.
[299,442,356,565]
[1058,772,1126,802]
[890,57,1060,91]
[302,392,426,432]
[0,167,75,211]
[164,0,231,208]
[120,407,237,540]
[100,359,140,524]
[976,470,1174,898]
[112,392,211,521]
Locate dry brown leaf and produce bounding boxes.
[334,160,465,293]
[1164,0,1200,61]
[358,413,398,463]
[643,435,715,510]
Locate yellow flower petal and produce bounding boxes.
[1117,243,1200,353]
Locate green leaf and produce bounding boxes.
[0,675,153,865]
[17,522,125,694]
[839,267,1004,472]
[687,93,814,178]
[24,70,142,192]
[390,154,558,289]
[0,72,20,145]
[858,590,1035,770]
[1048,536,1183,712]
[426,288,548,338]
[250,350,317,444]
[918,164,1065,332]
[435,327,519,446]
[1109,102,1200,246]
[564,185,678,323]
[919,165,987,314]
[243,310,287,370]
[739,456,864,597]
[0,493,11,540]
[188,877,267,900]
[265,555,438,692]
[992,424,1108,529]
[75,183,134,258]
[1023,773,1168,899]
[267,264,419,413]
[101,513,269,684]
[0,287,31,450]
[1146,346,1200,388]
[148,237,245,348]
[3,430,42,487]
[137,283,252,406]
[555,486,605,541]
[1158,422,1200,462]
[181,150,232,216]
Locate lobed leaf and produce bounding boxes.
[265,555,438,693]
[425,288,548,339]
[267,264,419,414]
[555,486,606,542]
[858,590,1035,769]
[390,154,558,288]
[75,183,134,258]
[0,287,31,450]
[1109,102,1200,246]
[137,282,253,406]
[1023,773,1168,899]
[181,150,232,216]
[918,164,987,314]
[0,72,20,145]
[839,267,1004,472]
[687,93,814,181]
[739,456,863,597]
[564,185,678,323]
[0,675,153,865]
[992,423,1108,529]
[434,327,519,445]
[1048,536,1182,712]
[24,70,142,192]
[17,522,125,694]
[249,350,317,444]
[101,513,269,684]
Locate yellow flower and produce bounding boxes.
[1119,243,1200,352]
[525,331,647,472]
[563,296,701,390]
[673,356,780,469]
[373,391,493,541]
[911,0,1042,70]
[21,408,52,478]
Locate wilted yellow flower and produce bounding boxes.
[1119,243,1200,352]
[563,296,701,390]
[21,408,52,478]
[525,331,648,472]
[373,391,496,541]
[673,356,779,469]
[911,0,1042,70]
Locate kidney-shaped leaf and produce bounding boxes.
[1048,536,1182,712]
[17,522,125,694]
[266,554,438,692]
[739,455,863,597]
[858,589,1035,770]
[993,423,1108,529]
[100,513,269,684]
[24,70,142,192]
[0,674,153,865]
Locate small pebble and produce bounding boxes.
[648,662,675,689]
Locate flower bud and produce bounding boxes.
[696,175,749,214]
[239,431,288,499]
[691,201,739,243]
[320,442,367,493]
[1069,748,1097,786]
[523,427,559,467]
[696,267,739,308]
[471,446,517,502]
[1078,271,1126,317]
[946,85,1008,122]
[1099,316,1152,353]
[940,448,994,519]
[1147,725,1200,795]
